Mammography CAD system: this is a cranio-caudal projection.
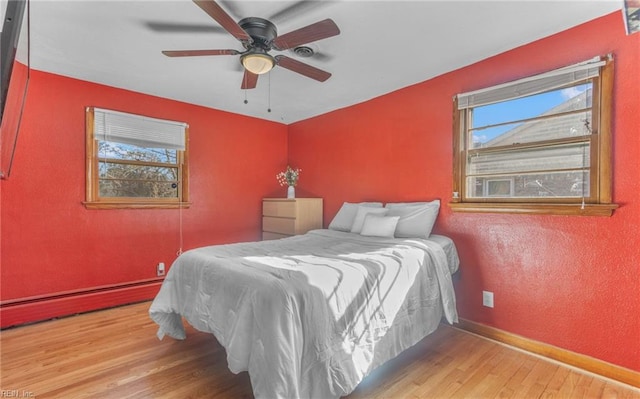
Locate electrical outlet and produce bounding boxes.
[157,262,165,277]
[482,291,494,308]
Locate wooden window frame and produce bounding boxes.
[84,107,191,210]
[451,56,617,216]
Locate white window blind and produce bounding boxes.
[92,108,187,150]
[456,56,606,110]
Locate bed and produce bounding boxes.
[150,222,459,399]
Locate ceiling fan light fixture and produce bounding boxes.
[241,52,275,75]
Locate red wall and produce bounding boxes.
[1,70,288,301]
[1,10,637,373]
[289,12,639,372]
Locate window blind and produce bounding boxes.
[456,56,607,110]
[92,108,187,150]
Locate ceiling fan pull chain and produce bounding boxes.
[268,71,272,113]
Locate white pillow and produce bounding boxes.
[360,215,400,238]
[350,206,389,234]
[328,202,383,232]
[385,200,440,238]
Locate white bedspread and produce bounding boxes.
[149,229,459,399]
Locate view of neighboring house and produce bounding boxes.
[469,89,592,199]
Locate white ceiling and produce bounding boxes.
[15,0,621,124]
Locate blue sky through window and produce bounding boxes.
[472,83,591,144]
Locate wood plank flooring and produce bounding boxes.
[1,301,638,398]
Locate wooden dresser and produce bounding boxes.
[262,198,323,240]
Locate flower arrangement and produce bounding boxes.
[276,166,301,187]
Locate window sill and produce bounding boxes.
[449,202,618,216]
[83,201,192,210]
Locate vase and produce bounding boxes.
[287,185,295,199]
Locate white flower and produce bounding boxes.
[276,166,301,187]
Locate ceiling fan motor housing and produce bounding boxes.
[239,17,278,50]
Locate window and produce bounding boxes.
[451,56,617,216]
[85,107,190,209]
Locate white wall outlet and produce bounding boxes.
[157,262,165,277]
[482,290,494,308]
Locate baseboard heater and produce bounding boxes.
[0,278,163,329]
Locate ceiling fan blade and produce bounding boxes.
[144,21,227,34]
[193,0,252,43]
[268,1,330,24]
[272,19,340,50]
[162,49,239,57]
[241,70,259,89]
[217,0,243,20]
[275,55,331,82]
[311,51,333,62]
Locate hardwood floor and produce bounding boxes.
[1,302,638,398]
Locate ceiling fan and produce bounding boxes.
[162,0,341,89]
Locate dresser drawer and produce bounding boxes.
[263,200,297,218]
[263,216,296,235]
[261,198,323,241]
